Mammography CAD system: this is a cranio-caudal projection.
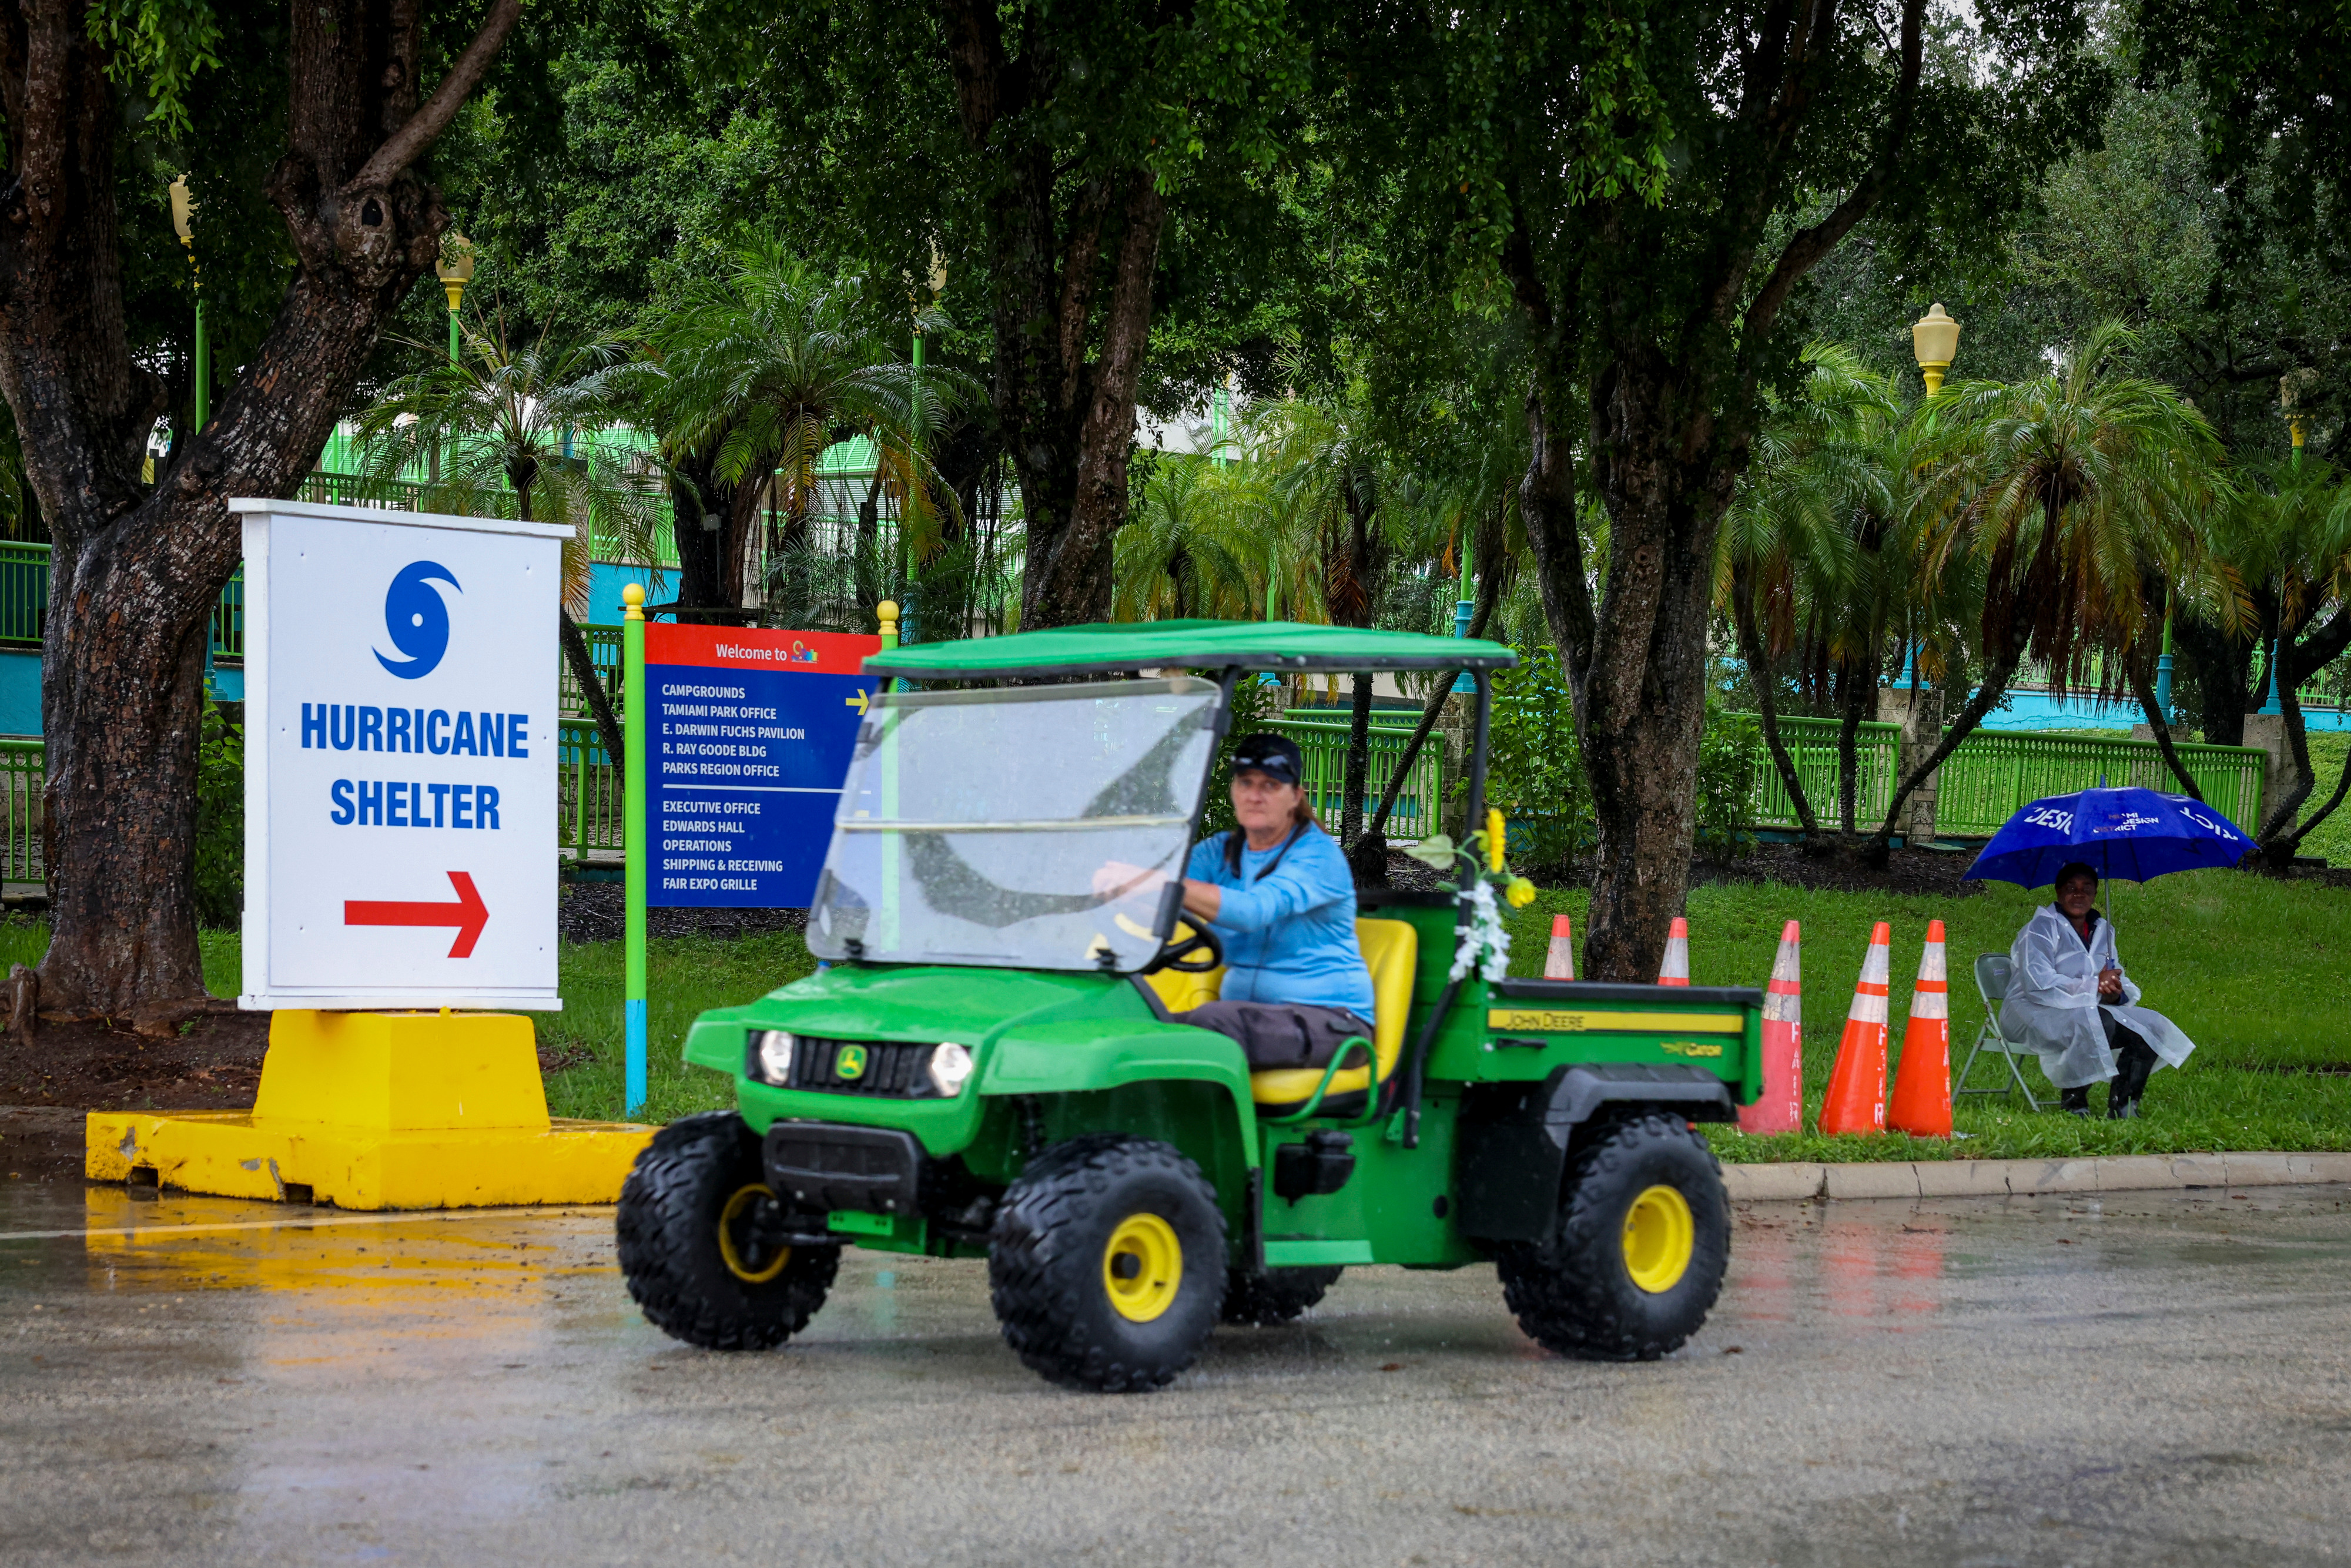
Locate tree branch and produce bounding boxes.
[1733,559,1820,835]
[1740,0,1924,349]
[2127,648,2203,800]
[346,0,524,191]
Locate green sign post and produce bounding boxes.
[622,581,648,1114]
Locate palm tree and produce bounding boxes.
[1111,454,1264,622]
[1871,321,2229,857]
[2199,457,2351,862]
[354,316,662,770]
[634,245,977,629]
[1720,345,1911,840]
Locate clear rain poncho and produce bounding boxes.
[2001,904,2197,1090]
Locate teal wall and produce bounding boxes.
[587,561,667,626]
[0,648,35,736]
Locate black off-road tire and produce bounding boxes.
[1221,1266,1343,1326]
[989,1133,1228,1392]
[1495,1112,1730,1362]
[616,1111,839,1351]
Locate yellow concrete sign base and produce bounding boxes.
[86,1009,654,1210]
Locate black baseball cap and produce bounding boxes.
[1230,733,1303,787]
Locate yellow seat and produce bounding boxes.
[1146,918,1419,1115]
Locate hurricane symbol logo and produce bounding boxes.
[375,560,462,680]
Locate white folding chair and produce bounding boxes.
[1956,953,2042,1111]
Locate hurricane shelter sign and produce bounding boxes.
[236,497,568,1010]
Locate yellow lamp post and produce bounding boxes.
[169,175,207,432]
[1911,303,1960,395]
[436,233,476,363]
[2280,368,2317,468]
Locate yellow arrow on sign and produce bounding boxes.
[845,689,869,715]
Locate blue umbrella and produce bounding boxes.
[1964,786,2252,889]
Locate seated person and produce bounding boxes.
[1097,733,1374,1073]
[2004,861,2196,1119]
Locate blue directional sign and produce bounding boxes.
[644,624,879,907]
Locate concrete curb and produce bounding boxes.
[1721,1151,2351,1202]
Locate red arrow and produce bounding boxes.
[345,871,490,958]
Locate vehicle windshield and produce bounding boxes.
[806,676,1223,971]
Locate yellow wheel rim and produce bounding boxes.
[1101,1213,1182,1322]
[1621,1184,1696,1295]
[718,1183,792,1284]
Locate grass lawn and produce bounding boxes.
[41,860,2347,1165]
[2299,731,2350,868]
[1501,868,2351,1162]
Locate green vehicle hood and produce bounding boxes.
[684,964,1146,1072]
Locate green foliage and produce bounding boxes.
[629,245,979,571]
[1481,643,1593,873]
[87,0,223,139]
[193,699,241,929]
[1197,678,1277,843]
[1484,643,1760,870]
[353,320,663,614]
[1694,706,1761,862]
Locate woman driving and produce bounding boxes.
[1102,733,1374,1070]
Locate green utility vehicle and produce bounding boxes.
[616,622,1761,1391]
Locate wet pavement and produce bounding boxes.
[5,1177,2349,1567]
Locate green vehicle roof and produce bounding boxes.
[863,619,1518,680]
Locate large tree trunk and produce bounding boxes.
[1834,654,1877,836]
[2175,615,2252,745]
[1574,366,1736,981]
[943,1,1166,629]
[667,453,729,615]
[1498,0,1927,979]
[0,0,521,1015]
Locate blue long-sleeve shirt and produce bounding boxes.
[1186,823,1374,1016]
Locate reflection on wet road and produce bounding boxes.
[6,1178,2349,1566]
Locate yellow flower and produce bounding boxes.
[1505,876,1537,908]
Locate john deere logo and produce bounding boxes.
[836,1044,869,1080]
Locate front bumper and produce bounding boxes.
[763,1121,927,1216]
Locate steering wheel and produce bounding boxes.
[1144,917,1224,976]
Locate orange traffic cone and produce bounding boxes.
[1739,920,1802,1135]
[1818,922,1892,1135]
[1657,917,1690,986]
[1543,914,1576,980]
[1888,919,1953,1137]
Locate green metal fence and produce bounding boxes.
[1933,730,2265,837]
[0,540,245,656]
[1271,713,1444,843]
[0,739,40,882]
[1739,715,2267,838]
[561,625,624,720]
[558,718,625,860]
[1748,715,1901,830]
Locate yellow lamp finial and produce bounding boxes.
[622,582,645,621]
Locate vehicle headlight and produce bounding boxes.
[751,1030,795,1085]
[928,1041,974,1097]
